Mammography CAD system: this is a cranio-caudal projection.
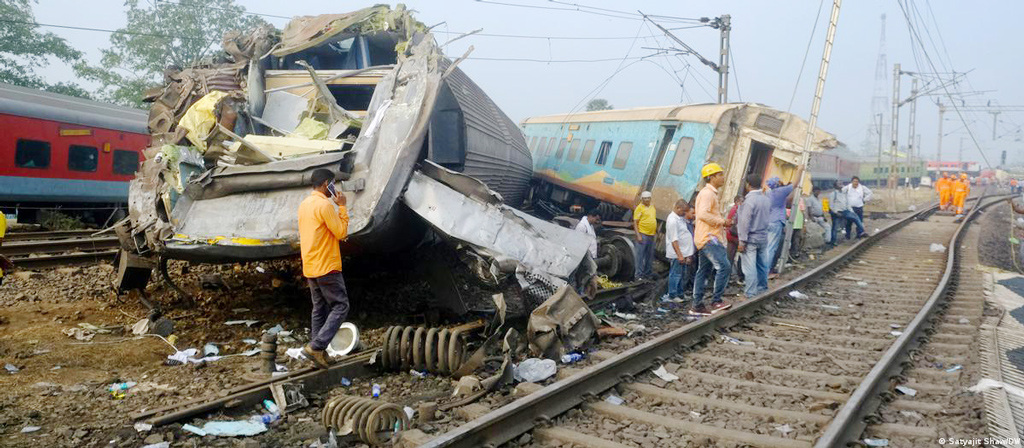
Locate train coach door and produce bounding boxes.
[746,140,774,179]
[639,125,677,195]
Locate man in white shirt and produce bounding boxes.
[574,210,600,258]
[665,199,696,301]
[842,176,872,229]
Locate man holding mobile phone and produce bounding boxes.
[298,169,350,368]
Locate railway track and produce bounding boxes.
[1,235,119,269]
[3,229,98,241]
[423,193,1004,448]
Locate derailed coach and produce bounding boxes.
[521,104,839,280]
[116,5,593,311]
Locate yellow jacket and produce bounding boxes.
[297,191,349,278]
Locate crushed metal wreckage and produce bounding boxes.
[115,5,591,309]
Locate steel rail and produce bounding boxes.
[813,191,1007,447]
[3,229,96,241]
[421,194,993,448]
[1,236,119,256]
[11,250,118,269]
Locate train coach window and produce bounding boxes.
[113,150,140,175]
[68,145,98,172]
[567,139,581,161]
[15,139,50,169]
[555,139,568,159]
[595,141,612,166]
[580,140,595,163]
[546,138,557,156]
[528,136,538,153]
[668,137,695,175]
[612,142,633,169]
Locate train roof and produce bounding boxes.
[0,82,148,134]
[521,103,762,125]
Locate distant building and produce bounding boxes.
[857,159,927,186]
[926,161,980,177]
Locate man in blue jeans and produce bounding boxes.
[828,180,866,240]
[664,199,695,301]
[690,163,734,316]
[632,191,657,280]
[736,174,772,297]
[765,165,805,273]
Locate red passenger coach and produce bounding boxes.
[0,82,149,223]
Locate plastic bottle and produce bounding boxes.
[107,381,136,392]
[371,384,381,398]
[560,352,584,364]
[263,399,280,416]
[252,413,279,425]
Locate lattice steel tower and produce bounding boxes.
[863,14,889,160]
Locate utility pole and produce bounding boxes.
[990,111,1001,140]
[906,78,918,185]
[936,101,945,177]
[717,15,731,103]
[777,0,842,274]
[876,112,884,185]
[888,63,901,211]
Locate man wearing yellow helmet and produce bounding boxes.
[953,173,969,215]
[690,162,733,316]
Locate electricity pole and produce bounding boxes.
[888,63,901,211]
[717,15,731,103]
[990,111,1001,140]
[906,77,918,185]
[936,101,945,177]
[876,113,884,185]
[777,0,842,273]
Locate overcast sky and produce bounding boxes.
[30,0,1024,166]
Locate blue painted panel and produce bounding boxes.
[0,176,128,203]
[525,120,663,188]
[651,122,715,200]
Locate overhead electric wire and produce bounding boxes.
[0,18,215,42]
[787,0,825,112]
[896,0,993,169]
[432,30,662,40]
[545,0,706,23]
[157,0,291,21]
[561,22,647,121]
[463,54,673,63]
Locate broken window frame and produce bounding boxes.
[595,141,612,166]
[612,141,633,170]
[579,139,595,163]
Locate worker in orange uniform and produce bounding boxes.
[299,168,350,369]
[935,172,951,210]
[952,173,970,216]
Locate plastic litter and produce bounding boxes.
[108,381,137,392]
[200,420,268,437]
[203,343,220,357]
[652,365,679,383]
[410,370,427,378]
[404,406,416,420]
[863,438,889,447]
[243,339,258,345]
[134,422,153,432]
[959,318,970,324]
[775,424,793,434]
[371,384,381,398]
[560,352,584,364]
[722,336,755,346]
[890,331,903,337]
[613,312,638,320]
[889,324,901,329]
[266,324,284,335]
[5,363,18,374]
[856,281,869,287]
[929,243,947,253]
[181,424,207,436]
[968,378,1024,399]
[225,320,259,327]
[514,358,557,383]
[788,290,809,300]
[899,410,923,419]
[690,411,701,418]
[264,399,281,415]
[604,395,625,405]
[285,347,306,360]
[895,385,917,397]
[142,442,169,448]
[819,304,841,310]
[341,377,352,387]
[946,364,963,373]
[132,318,150,335]
[20,426,41,433]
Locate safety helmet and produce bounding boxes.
[701,163,724,178]
[960,173,968,179]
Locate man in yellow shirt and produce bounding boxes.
[690,163,734,316]
[299,169,350,368]
[632,191,657,280]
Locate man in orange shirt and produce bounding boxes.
[953,173,970,215]
[299,169,350,368]
[690,162,734,316]
[935,172,950,210]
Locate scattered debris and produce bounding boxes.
[5,363,18,374]
[946,364,963,373]
[788,290,809,300]
[604,395,625,405]
[527,286,599,359]
[181,424,206,436]
[614,312,638,320]
[225,320,260,327]
[899,410,923,419]
[196,420,267,437]
[721,336,754,346]
[895,385,917,397]
[968,378,1024,399]
[890,331,903,336]
[203,343,219,357]
[775,424,793,434]
[959,317,970,324]
[773,322,811,332]
[131,318,150,335]
[452,375,482,398]
[819,304,841,310]
[929,243,947,253]
[856,281,869,287]
[133,422,153,433]
[596,326,627,338]
[20,426,41,433]
[321,395,409,446]
[863,438,889,447]
[652,365,679,383]
[514,358,557,383]
[560,352,584,364]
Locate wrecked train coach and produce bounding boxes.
[117,5,591,308]
[522,104,839,279]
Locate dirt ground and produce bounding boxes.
[977,198,1021,272]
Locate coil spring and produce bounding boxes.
[381,325,467,375]
[321,395,409,446]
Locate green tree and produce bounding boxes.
[0,0,90,97]
[586,98,613,111]
[76,0,267,108]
